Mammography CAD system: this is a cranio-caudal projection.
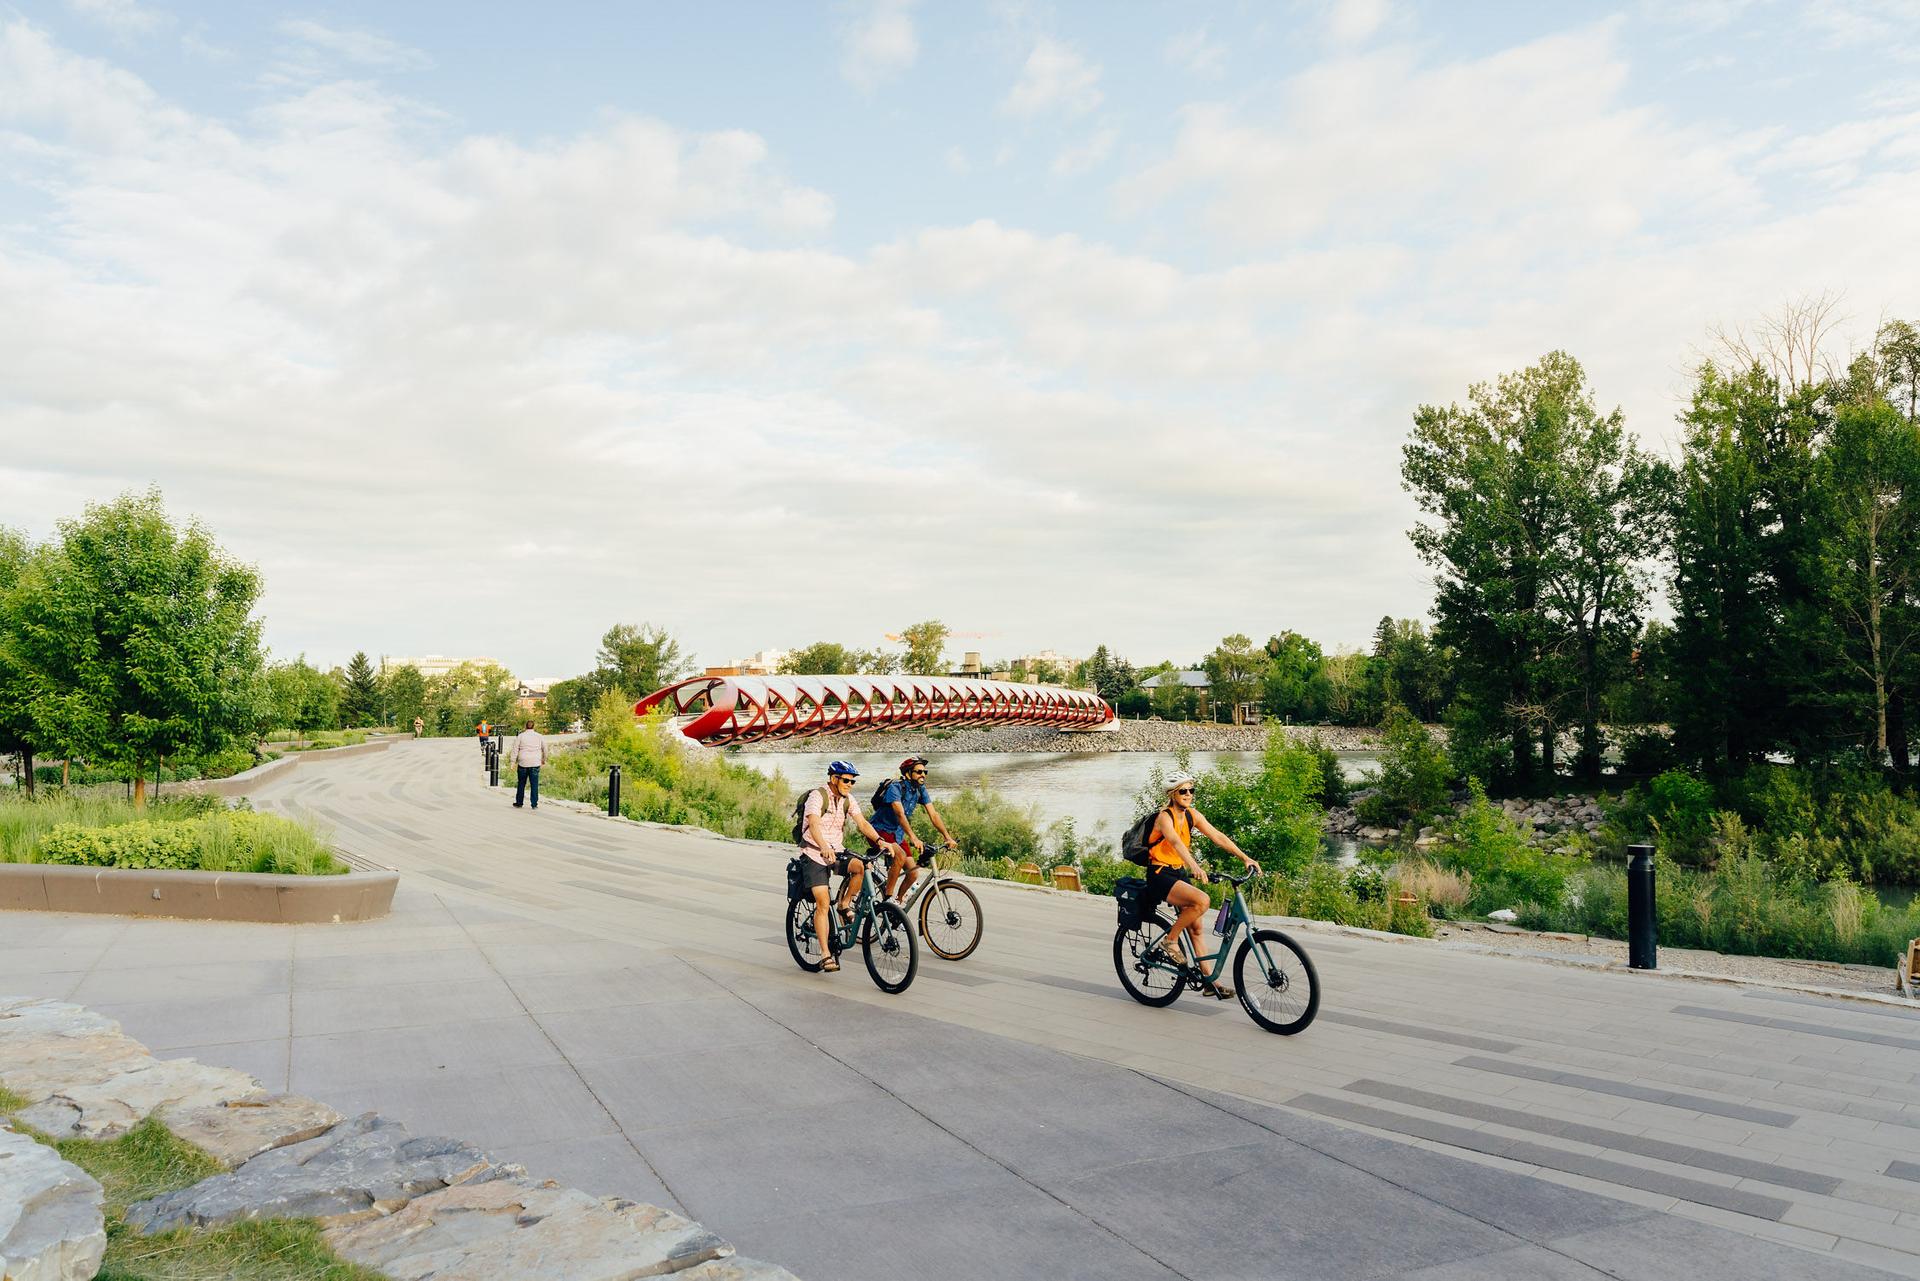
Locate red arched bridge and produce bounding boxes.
[633,675,1113,745]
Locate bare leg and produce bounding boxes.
[1166,880,1216,981]
[837,858,866,915]
[810,884,836,965]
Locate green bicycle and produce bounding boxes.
[1113,865,1320,1035]
[785,855,920,994]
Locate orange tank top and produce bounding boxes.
[1148,806,1191,868]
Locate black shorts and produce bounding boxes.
[798,851,859,893]
[1143,863,1191,911]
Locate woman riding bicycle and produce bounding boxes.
[1146,772,1259,998]
[800,761,900,973]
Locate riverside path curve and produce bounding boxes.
[6,736,1919,1280]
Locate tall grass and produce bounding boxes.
[0,795,343,875]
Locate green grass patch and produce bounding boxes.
[0,1082,28,1113]
[28,1116,382,1281]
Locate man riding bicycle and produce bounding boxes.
[800,761,900,973]
[869,756,960,903]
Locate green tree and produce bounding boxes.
[1204,634,1265,724]
[1815,397,1920,763]
[1404,353,1647,787]
[782,641,857,675]
[381,663,428,733]
[898,620,950,676]
[592,623,690,698]
[0,530,45,795]
[854,647,901,675]
[264,657,340,734]
[14,490,264,806]
[339,651,382,727]
[1261,632,1327,722]
[423,661,518,736]
[1082,644,1136,703]
[1356,706,1454,827]
[1320,651,1371,726]
[540,675,594,733]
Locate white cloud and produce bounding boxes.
[1167,26,1226,78]
[1003,35,1102,117]
[840,0,918,90]
[63,0,168,37]
[3,15,1919,673]
[277,19,432,72]
[1051,127,1116,176]
[1325,0,1392,45]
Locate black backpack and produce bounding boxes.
[1120,806,1174,866]
[870,778,898,819]
[791,787,842,846]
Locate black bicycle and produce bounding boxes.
[785,854,919,993]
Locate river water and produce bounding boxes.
[731,749,1381,847]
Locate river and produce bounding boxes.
[731,749,1381,850]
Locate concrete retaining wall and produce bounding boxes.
[181,735,408,798]
[0,863,398,923]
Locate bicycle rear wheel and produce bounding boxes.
[1234,928,1319,1034]
[1113,912,1183,1006]
[918,878,984,960]
[786,897,825,973]
[863,902,919,993]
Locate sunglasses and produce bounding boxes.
[1174,787,1196,796]
[910,770,928,777]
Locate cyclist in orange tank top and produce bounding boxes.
[1146,772,1259,998]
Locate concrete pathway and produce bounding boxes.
[4,737,1918,1279]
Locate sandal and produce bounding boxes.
[822,957,840,973]
[1204,977,1236,999]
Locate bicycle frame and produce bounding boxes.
[811,858,883,952]
[1141,872,1266,983]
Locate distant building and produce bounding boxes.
[513,678,557,717]
[1139,669,1213,718]
[703,648,790,679]
[381,654,506,681]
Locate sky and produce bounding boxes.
[2,1,1918,681]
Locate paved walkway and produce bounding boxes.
[5,738,1919,1279]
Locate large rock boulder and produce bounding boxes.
[160,1095,342,1167]
[125,1113,522,1233]
[0,1124,106,1281]
[18,1058,263,1141]
[325,1179,732,1279]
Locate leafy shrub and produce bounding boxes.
[35,810,344,875]
[1078,855,1134,897]
[544,698,793,841]
[1043,816,1115,866]
[1130,729,1324,875]
[1248,863,1433,937]
[914,784,1041,864]
[1523,849,1920,967]
[1615,729,1678,779]
[1345,864,1388,904]
[1644,769,1717,862]
[1300,734,1350,807]
[1437,779,1573,913]
[1355,707,1451,827]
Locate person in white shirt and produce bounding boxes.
[510,720,547,809]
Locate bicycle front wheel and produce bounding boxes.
[918,878,984,960]
[786,897,825,973]
[863,902,919,993]
[1113,913,1183,1007]
[1234,928,1319,1034]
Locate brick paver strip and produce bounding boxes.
[1453,1054,1801,1126]
[1287,1093,1795,1220]
[1344,1079,1842,1194]
[1676,1005,1920,1053]
[1318,1010,1518,1053]
[1742,990,1920,1024]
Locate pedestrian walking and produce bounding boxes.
[511,719,546,809]
[412,715,424,738]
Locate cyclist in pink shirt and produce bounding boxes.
[799,761,899,972]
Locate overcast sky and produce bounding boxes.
[3,1,1917,680]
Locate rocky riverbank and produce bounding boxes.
[730,720,1385,755]
[1327,791,1608,847]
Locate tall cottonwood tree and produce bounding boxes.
[14,491,263,806]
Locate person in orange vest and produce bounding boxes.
[476,719,492,757]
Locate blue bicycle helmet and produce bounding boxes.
[827,760,859,778]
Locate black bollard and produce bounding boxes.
[487,744,499,788]
[1627,843,1657,970]
[607,764,622,816]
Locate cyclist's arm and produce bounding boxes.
[920,802,957,848]
[804,810,833,857]
[850,808,894,850]
[1190,810,1257,868]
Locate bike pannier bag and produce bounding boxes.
[1114,876,1145,927]
[785,856,807,902]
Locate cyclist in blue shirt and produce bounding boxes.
[870,756,960,903]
